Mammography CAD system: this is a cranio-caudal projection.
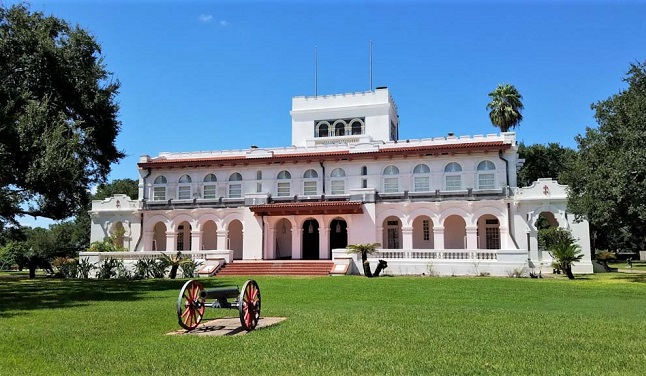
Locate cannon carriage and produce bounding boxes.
[177,279,261,331]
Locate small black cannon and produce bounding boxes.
[176,279,261,331]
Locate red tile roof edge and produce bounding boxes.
[138,141,510,169]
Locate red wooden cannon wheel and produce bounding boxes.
[177,280,205,331]
[238,280,261,331]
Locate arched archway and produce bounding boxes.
[444,215,466,249]
[477,214,500,249]
[275,218,292,259]
[152,222,167,251]
[176,221,192,251]
[110,221,125,249]
[535,211,559,230]
[202,220,217,250]
[228,220,244,260]
[329,218,348,253]
[383,216,402,249]
[302,219,319,260]
[412,216,434,249]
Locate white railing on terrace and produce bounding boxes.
[372,249,498,261]
[79,250,234,263]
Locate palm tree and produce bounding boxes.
[486,84,524,132]
[347,243,380,278]
[159,251,192,279]
[549,243,583,280]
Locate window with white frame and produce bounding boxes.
[276,170,291,197]
[153,175,167,201]
[303,169,318,196]
[477,160,496,189]
[383,165,400,193]
[177,174,192,200]
[316,122,330,138]
[228,173,243,198]
[203,173,217,199]
[413,164,431,192]
[444,162,462,191]
[361,166,368,188]
[350,118,364,135]
[330,168,346,194]
[422,219,430,241]
[256,170,262,193]
[333,120,346,136]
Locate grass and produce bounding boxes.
[0,273,645,375]
[607,260,646,271]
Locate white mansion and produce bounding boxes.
[88,88,593,276]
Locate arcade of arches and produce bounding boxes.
[141,211,507,261]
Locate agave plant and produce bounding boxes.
[347,243,381,278]
[550,243,583,280]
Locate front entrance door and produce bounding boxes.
[329,219,348,256]
[302,219,319,260]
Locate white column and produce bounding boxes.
[143,231,154,252]
[216,229,227,250]
[320,225,330,259]
[434,226,445,249]
[498,225,509,249]
[402,226,414,249]
[190,230,202,251]
[165,231,176,252]
[466,226,478,250]
[376,227,383,247]
[292,228,302,260]
[268,228,276,259]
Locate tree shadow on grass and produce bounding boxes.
[610,273,646,283]
[0,277,231,318]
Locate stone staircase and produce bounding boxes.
[215,260,334,276]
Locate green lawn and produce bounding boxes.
[607,260,646,271]
[0,274,645,375]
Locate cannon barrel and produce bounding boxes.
[199,286,239,300]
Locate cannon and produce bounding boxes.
[176,279,261,331]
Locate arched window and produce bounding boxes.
[350,119,364,135]
[444,162,462,191]
[477,160,496,189]
[203,174,217,199]
[383,165,400,193]
[361,166,368,188]
[316,122,330,138]
[153,175,167,201]
[413,164,431,192]
[330,168,346,194]
[277,170,291,197]
[334,120,346,136]
[303,169,318,196]
[178,174,192,200]
[228,173,243,198]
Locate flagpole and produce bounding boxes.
[315,46,318,98]
[370,40,373,92]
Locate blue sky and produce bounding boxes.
[12,0,646,227]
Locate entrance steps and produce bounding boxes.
[215,260,334,277]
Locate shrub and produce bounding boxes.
[77,258,95,279]
[52,257,78,278]
[97,258,121,279]
[180,259,202,279]
[595,250,616,272]
[538,227,575,251]
[507,267,528,278]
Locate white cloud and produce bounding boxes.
[199,14,213,23]
[219,20,229,27]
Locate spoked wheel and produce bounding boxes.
[177,280,205,331]
[238,280,261,331]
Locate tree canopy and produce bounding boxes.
[565,61,646,252]
[486,84,524,132]
[94,178,138,201]
[0,4,123,228]
[517,142,577,187]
